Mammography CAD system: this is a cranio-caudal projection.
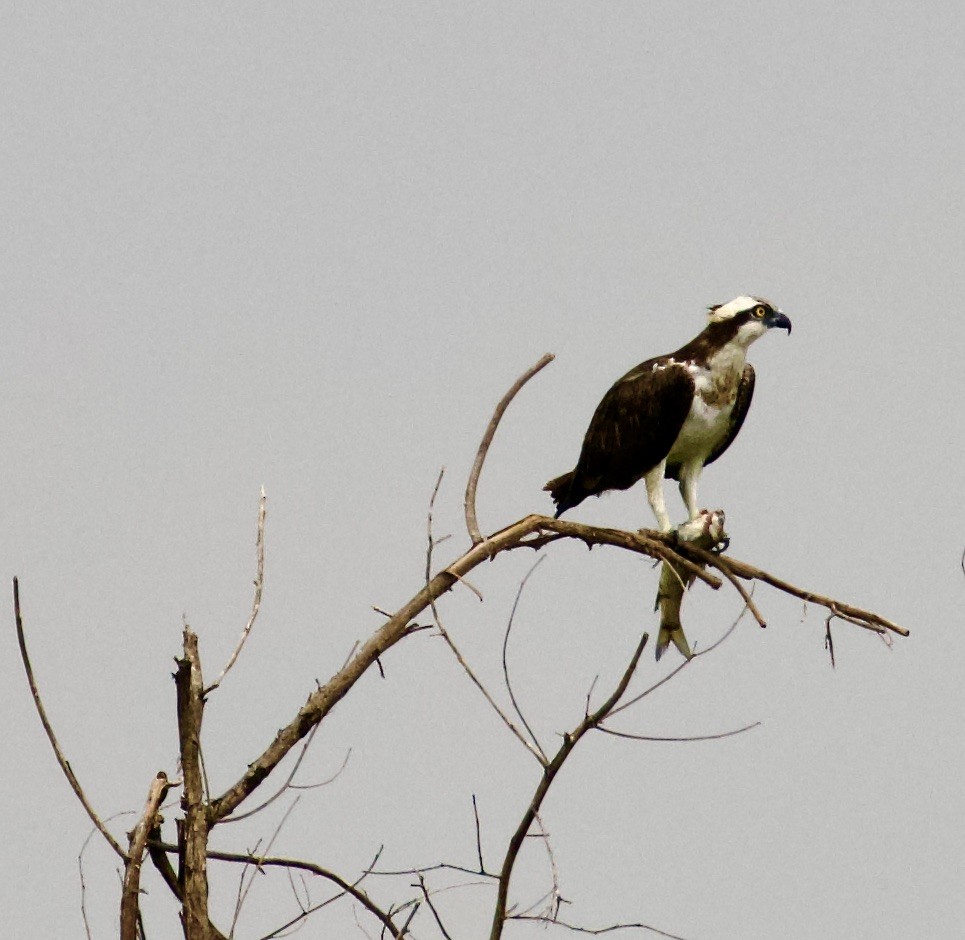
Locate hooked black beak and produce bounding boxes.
[766,310,792,334]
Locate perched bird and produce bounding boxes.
[545,296,791,531]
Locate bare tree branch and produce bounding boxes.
[465,353,555,544]
[656,536,908,637]
[417,873,455,940]
[149,842,404,939]
[176,627,218,940]
[598,721,761,742]
[489,631,650,940]
[510,913,690,939]
[206,511,905,825]
[501,557,550,762]
[121,772,172,940]
[12,577,126,860]
[472,794,485,874]
[205,487,267,695]
[609,601,751,720]
[220,725,341,825]
[229,797,301,937]
[428,475,548,765]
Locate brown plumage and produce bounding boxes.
[545,297,790,528]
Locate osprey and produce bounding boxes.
[544,296,791,531]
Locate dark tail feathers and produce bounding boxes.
[543,471,576,518]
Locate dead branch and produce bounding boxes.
[465,353,555,544]
[472,794,485,873]
[489,632,650,940]
[429,475,548,764]
[598,721,761,742]
[206,511,905,826]
[12,578,127,860]
[176,627,217,940]
[655,537,908,637]
[501,557,549,763]
[608,600,751,720]
[121,772,172,940]
[229,795,301,936]
[219,724,330,825]
[204,487,267,695]
[148,841,405,939]
[510,913,690,939]
[417,873,455,940]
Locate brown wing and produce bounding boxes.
[704,363,755,467]
[548,358,695,516]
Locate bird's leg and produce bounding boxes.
[677,462,702,523]
[644,462,673,533]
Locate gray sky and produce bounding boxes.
[2,3,963,938]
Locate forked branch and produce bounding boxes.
[490,632,650,940]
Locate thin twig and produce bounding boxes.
[150,841,403,938]
[707,556,767,629]
[598,721,761,742]
[465,353,555,544]
[609,602,751,719]
[433,612,548,765]
[509,913,690,939]
[489,632,649,940]
[417,874,454,940]
[220,725,339,825]
[205,487,268,695]
[427,476,548,765]
[230,796,301,937]
[368,860,498,879]
[79,814,136,940]
[12,578,126,860]
[472,794,485,873]
[532,810,563,921]
[501,557,549,762]
[290,748,352,790]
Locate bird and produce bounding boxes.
[544,296,791,532]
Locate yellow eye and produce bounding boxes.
[753,305,766,318]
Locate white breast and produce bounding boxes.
[667,346,746,465]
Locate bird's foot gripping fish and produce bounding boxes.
[654,508,728,661]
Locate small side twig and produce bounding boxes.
[229,796,301,937]
[472,794,485,874]
[598,721,761,743]
[465,353,555,545]
[501,557,549,762]
[608,602,751,719]
[205,486,268,695]
[428,475,547,765]
[148,841,404,939]
[417,874,454,940]
[13,578,126,860]
[509,913,690,939]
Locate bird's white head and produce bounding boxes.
[707,295,792,346]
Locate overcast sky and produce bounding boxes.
[2,3,963,938]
